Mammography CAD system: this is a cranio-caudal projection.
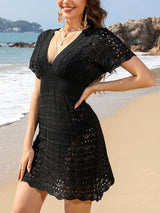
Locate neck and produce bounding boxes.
[64,17,84,31]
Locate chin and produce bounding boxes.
[62,13,76,20]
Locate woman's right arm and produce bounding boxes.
[23,77,41,148]
[17,77,41,182]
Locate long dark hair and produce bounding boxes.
[82,0,110,94]
[84,0,107,27]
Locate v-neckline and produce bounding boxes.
[46,26,91,67]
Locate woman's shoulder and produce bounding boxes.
[37,28,61,40]
[90,26,118,39]
[37,29,52,39]
[35,28,57,46]
[89,26,130,50]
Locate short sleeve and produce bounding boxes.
[101,28,136,74]
[29,31,45,79]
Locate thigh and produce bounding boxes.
[11,181,48,213]
[64,199,92,213]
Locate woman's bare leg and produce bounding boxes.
[11,181,48,213]
[64,199,92,213]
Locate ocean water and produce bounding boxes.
[0,32,160,127]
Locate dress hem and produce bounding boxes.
[21,178,114,202]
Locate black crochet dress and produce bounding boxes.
[22,26,136,201]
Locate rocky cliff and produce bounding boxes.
[108,17,160,53]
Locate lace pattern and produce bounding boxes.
[29,30,50,79]
[22,100,115,201]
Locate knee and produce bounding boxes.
[64,199,92,213]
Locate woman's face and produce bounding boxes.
[57,0,87,21]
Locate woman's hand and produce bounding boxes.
[17,146,34,182]
[74,82,100,109]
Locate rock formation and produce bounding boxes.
[108,17,160,53]
[7,42,36,48]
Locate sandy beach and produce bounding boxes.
[0,70,160,212]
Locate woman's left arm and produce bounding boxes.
[74,56,155,109]
[93,55,155,92]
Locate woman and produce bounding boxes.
[11,0,155,212]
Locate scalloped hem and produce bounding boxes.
[21,178,114,202]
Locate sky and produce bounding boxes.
[0,0,160,31]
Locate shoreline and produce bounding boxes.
[0,91,160,212]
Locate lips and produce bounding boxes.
[62,6,75,13]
